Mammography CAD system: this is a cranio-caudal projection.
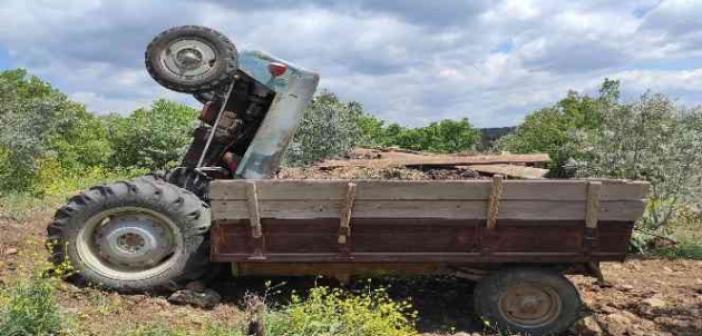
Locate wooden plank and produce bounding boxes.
[468,164,548,179]
[486,175,504,230]
[210,179,648,202]
[586,181,602,229]
[338,183,358,244]
[211,199,646,221]
[316,153,551,168]
[246,182,262,238]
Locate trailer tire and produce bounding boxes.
[473,267,581,336]
[145,25,238,93]
[47,178,211,293]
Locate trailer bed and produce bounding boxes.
[208,178,648,267]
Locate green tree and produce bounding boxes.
[284,91,364,166]
[393,119,479,152]
[0,69,111,193]
[575,92,702,230]
[499,79,619,176]
[107,99,198,170]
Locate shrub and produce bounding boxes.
[498,79,618,176]
[284,92,364,166]
[122,324,243,336]
[0,276,64,336]
[575,92,702,230]
[0,69,114,194]
[266,286,418,336]
[107,99,198,170]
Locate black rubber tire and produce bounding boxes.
[47,177,211,293]
[145,25,238,93]
[473,267,582,336]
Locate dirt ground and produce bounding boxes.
[1,211,701,336]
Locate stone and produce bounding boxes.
[168,288,221,309]
[643,297,666,308]
[572,316,603,336]
[602,313,633,336]
[618,284,634,291]
[3,247,18,255]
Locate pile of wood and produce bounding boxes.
[311,148,551,180]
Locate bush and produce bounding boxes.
[284,92,364,166]
[122,324,243,336]
[107,99,198,170]
[0,69,114,194]
[575,92,702,230]
[266,286,418,336]
[0,276,64,336]
[498,79,618,176]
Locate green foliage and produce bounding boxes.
[575,93,702,230]
[499,79,618,176]
[284,92,365,166]
[285,92,480,166]
[0,276,64,336]
[122,324,243,336]
[652,239,702,259]
[354,115,480,153]
[0,69,108,193]
[266,286,417,336]
[107,99,198,170]
[387,119,479,153]
[0,69,197,196]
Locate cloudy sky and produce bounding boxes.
[0,0,701,127]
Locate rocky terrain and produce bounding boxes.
[1,210,701,335]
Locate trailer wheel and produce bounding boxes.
[47,177,211,293]
[473,267,581,335]
[145,25,238,93]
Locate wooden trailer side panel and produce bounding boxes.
[209,179,648,263]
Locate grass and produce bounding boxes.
[266,286,418,336]
[644,206,702,260]
[0,165,147,220]
[121,324,244,336]
[0,275,66,336]
[652,239,702,259]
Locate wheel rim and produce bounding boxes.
[160,38,217,79]
[497,281,562,328]
[76,207,183,281]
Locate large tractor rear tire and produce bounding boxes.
[145,25,238,93]
[473,267,582,335]
[47,177,211,293]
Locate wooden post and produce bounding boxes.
[338,182,357,244]
[586,181,602,230]
[584,181,602,255]
[486,175,503,230]
[246,182,262,239]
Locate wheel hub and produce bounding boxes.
[162,39,216,78]
[94,215,174,270]
[498,282,561,328]
[175,48,203,69]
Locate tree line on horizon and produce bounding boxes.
[2,68,702,236]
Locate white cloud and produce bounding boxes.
[0,0,700,126]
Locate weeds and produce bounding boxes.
[265,286,418,336]
[121,324,243,336]
[0,275,64,336]
[0,166,146,220]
